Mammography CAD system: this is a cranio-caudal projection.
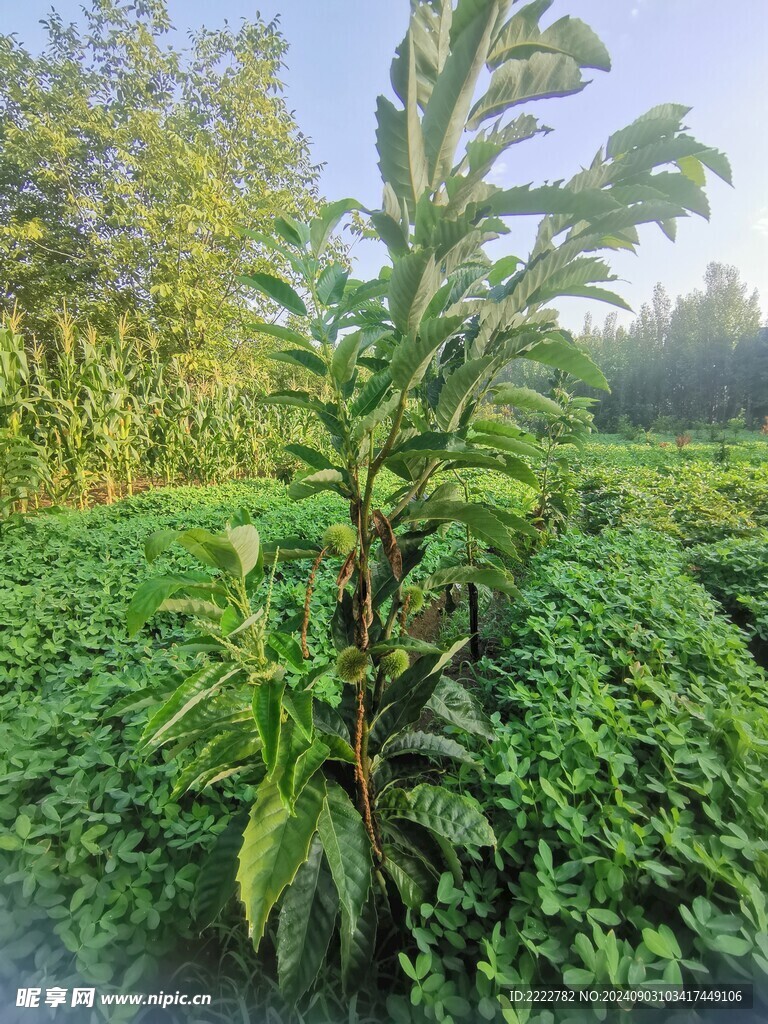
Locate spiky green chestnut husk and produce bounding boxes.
[379,648,409,680]
[336,645,369,683]
[402,585,425,613]
[322,524,357,557]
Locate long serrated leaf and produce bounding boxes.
[317,782,372,964]
[422,1,497,187]
[427,676,495,740]
[252,677,285,776]
[270,349,327,377]
[382,731,476,765]
[237,774,325,951]
[389,252,440,337]
[382,844,434,910]
[126,574,217,636]
[468,51,586,130]
[226,524,261,577]
[277,834,338,1002]
[193,808,251,931]
[379,784,495,846]
[342,890,377,994]
[330,331,362,385]
[247,322,316,352]
[490,13,610,71]
[238,273,307,317]
[404,499,517,554]
[390,315,465,389]
[422,564,518,597]
[522,338,609,390]
[171,729,262,799]
[435,356,495,430]
[288,469,347,501]
[140,663,236,750]
[493,385,563,415]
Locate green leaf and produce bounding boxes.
[606,104,691,159]
[283,444,335,472]
[382,845,434,910]
[422,564,518,597]
[288,469,348,501]
[404,499,518,555]
[238,273,307,316]
[493,385,563,416]
[156,596,223,622]
[331,331,362,385]
[317,782,372,969]
[270,349,327,377]
[282,690,314,743]
[310,198,363,257]
[277,834,338,1002]
[247,322,316,352]
[468,52,587,130]
[422,1,497,186]
[381,731,476,765]
[490,13,610,72]
[226,524,261,576]
[711,935,753,957]
[171,729,262,798]
[390,316,464,389]
[126,574,217,635]
[426,676,496,740]
[379,784,495,847]
[435,357,495,431]
[342,890,377,994]
[317,264,349,306]
[192,809,250,931]
[253,678,286,777]
[375,95,428,209]
[293,740,330,799]
[274,215,308,248]
[522,338,609,390]
[262,538,321,563]
[389,252,440,337]
[140,663,237,750]
[172,528,245,575]
[488,183,618,221]
[274,720,311,809]
[370,211,409,255]
[144,528,183,562]
[237,774,326,951]
[260,390,323,412]
[642,926,682,960]
[350,369,393,418]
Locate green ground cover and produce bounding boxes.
[1,439,767,1022]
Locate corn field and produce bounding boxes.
[0,312,318,515]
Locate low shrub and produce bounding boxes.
[0,482,351,1008]
[689,531,768,644]
[389,530,768,1022]
[580,463,767,543]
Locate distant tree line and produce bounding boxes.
[577,263,767,431]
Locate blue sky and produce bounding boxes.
[5,0,768,328]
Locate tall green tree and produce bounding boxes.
[0,0,318,348]
[130,0,728,1006]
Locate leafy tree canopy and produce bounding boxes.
[0,0,319,350]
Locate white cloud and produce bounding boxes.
[754,209,768,237]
